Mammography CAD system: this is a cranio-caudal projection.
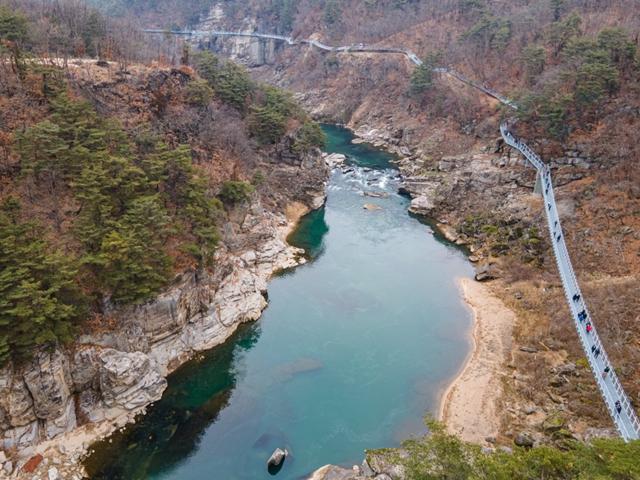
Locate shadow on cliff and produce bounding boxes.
[84,323,261,480]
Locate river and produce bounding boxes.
[85,124,473,479]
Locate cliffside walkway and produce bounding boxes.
[142,28,520,107]
[143,27,640,442]
[501,124,640,442]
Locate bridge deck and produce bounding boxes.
[501,124,640,441]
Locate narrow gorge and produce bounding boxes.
[1,1,640,478]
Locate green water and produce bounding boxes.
[85,125,473,480]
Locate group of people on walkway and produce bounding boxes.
[572,293,622,415]
[505,126,634,431]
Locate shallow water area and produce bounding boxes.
[85,125,473,480]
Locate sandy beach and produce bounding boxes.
[438,277,516,443]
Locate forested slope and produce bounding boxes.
[0,1,324,366]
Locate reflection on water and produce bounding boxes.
[84,324,260,479]
[287,207,329,260]
[85,125,473,480]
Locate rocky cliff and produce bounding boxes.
[1,180,326,477]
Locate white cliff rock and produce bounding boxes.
[408,195,435,216]
[23,351,72,421]
[98,349,167,411]
[324,153,347,168]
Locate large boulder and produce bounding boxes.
[408,195,435,216]
[267,447,288,468]
[475,262,499,282]
[514,432,534,447]
[98,349,167,410]
[324,153,347,168]
[23,350,72,420]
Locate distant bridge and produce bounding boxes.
[143,28,639,442]
[142,29,517,109]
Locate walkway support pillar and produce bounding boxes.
[534,171,543,196]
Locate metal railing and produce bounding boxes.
[501,123,640,441]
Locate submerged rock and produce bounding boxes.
[267,447,288,472]
[363,203,382,211]
[363,191,389,198]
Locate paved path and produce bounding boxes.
[144,27,640,441]
[142,28,519,106]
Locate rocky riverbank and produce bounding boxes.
[1,155,328,479]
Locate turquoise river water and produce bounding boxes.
[85,125,473,479]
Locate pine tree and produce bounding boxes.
[550,0,566,21]
[293,121,326,154]
[0,6,29,80]
[410,52,442,95]
[0,198,82,365]
[521,45,547,82]
[95,195,171,304]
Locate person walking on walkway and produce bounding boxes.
[594,348,601,358]
[602,366,610,379]
[615,400,622,415]
[591,345,597,354]
[586,322,593,333]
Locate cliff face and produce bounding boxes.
[0,195,322,457]
[0,56,328,476]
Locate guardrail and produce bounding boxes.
[501,123,640,441]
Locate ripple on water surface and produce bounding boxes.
[85,125,473,480]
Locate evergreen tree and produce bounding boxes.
[410,52,442,96]
[462,14,512,53]
[521,45,546,82]
[218,181,255,206]
[293,121,326,154]
[248,86,298,144]
[194,52,254,111]
[547,12,582,56]
[597,28,637,70]
[324,0,341,25]
[0,198,82,365]
[550,0,566,21]
[0,6,29,79]
[95,196,171,304]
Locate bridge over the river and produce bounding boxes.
[143,28,640,442]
